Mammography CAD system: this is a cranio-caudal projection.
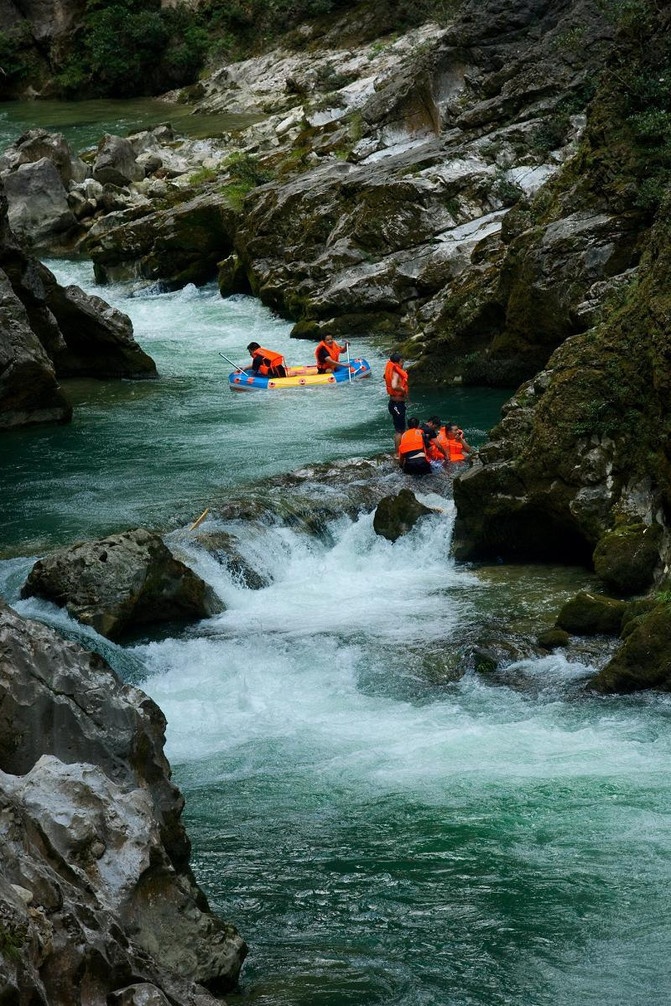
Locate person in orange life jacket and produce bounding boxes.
[384,352,409,456]
[442,422,474,463]
[315,334,349,373]
[247,342,287,378]
[398,416,432,476]
[421,416,449,466]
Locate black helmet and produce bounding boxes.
[390,352,402,362]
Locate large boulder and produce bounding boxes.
[592,522,664,596]
[3,158,78,247]
[373,488,434,542]
[93,134,146,187]
[589,602,671,693]
[0,267,72,428]
[21,528,224,640]
[555,590,626,636]
[0,599,247,1000]
[86,192,239,289]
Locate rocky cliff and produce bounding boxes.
[0,180,157,430]
[0,598,247,1004]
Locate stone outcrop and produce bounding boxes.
[589,601,671,693]
[451,194,671,591]
[0,173,157,429]
[0,599,246,1002]
[373,488,434,542]
[21,528,224,640]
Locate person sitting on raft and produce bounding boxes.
[398,417,432,476]
[247,342,287,378]
[315,334,349,373]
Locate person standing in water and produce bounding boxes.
[384,352,409,457]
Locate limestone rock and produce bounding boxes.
[3,158,77,247]
[87,192,239,289]
[21,528,224,640]
[373,488,433,541]
[93,134,145,187]
[0,600,247,1000]
[0,267,72,428]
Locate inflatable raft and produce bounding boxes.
[228,358,372,391]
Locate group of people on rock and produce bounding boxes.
[244,341,473,477]
[247,335,350,377]
[384,351,474,475]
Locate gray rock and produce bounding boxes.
[21,528,224,640]
[3,158,77,247]
[0,600,247,1000]
[0,267,72,428]
[93,134,145,187]
[373,488,433,542]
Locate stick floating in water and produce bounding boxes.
[189,508,209,531]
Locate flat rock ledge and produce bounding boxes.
[21,528,224,641]
[0,599,246,1004]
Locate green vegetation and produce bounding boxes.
[56,0,209,98]
[219,153,274,208]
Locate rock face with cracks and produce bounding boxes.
[0,599,247,1004]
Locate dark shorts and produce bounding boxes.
[388,399,407,432]
[402,457,432,476]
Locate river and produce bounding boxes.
[1,107,671,1006]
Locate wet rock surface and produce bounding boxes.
[21,528,224,641]
[0,599,246,1003]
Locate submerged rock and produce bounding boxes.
[21,528,223,641]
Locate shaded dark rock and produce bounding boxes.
[589,602,671,693]
[555,590,626,636]
[593,522,663,596]
[87,192,239,290]
[21,529,223,641]
[373,488,434,541]
[0,267,72,428]
[537,627,570,650]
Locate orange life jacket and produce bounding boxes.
[251,346,285,376]
[426,440,444,462]
[384,361,408,398]
[315,339,342,366]
[399,427,426,457]
[436,428,450,452]
[445,434,466,462]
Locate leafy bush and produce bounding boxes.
[56,0,209,98]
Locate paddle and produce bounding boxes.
[189,508,209,530]
[218,351,247,374]
[346,341,352,383]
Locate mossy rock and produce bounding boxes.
[537,628,570,650]
[592,522,663,595]
[217,253,251,297]
[372,489,433,542]
[589,602,671,693]
[555,590,626,636]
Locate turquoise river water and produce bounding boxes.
[1,103,670,1006]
